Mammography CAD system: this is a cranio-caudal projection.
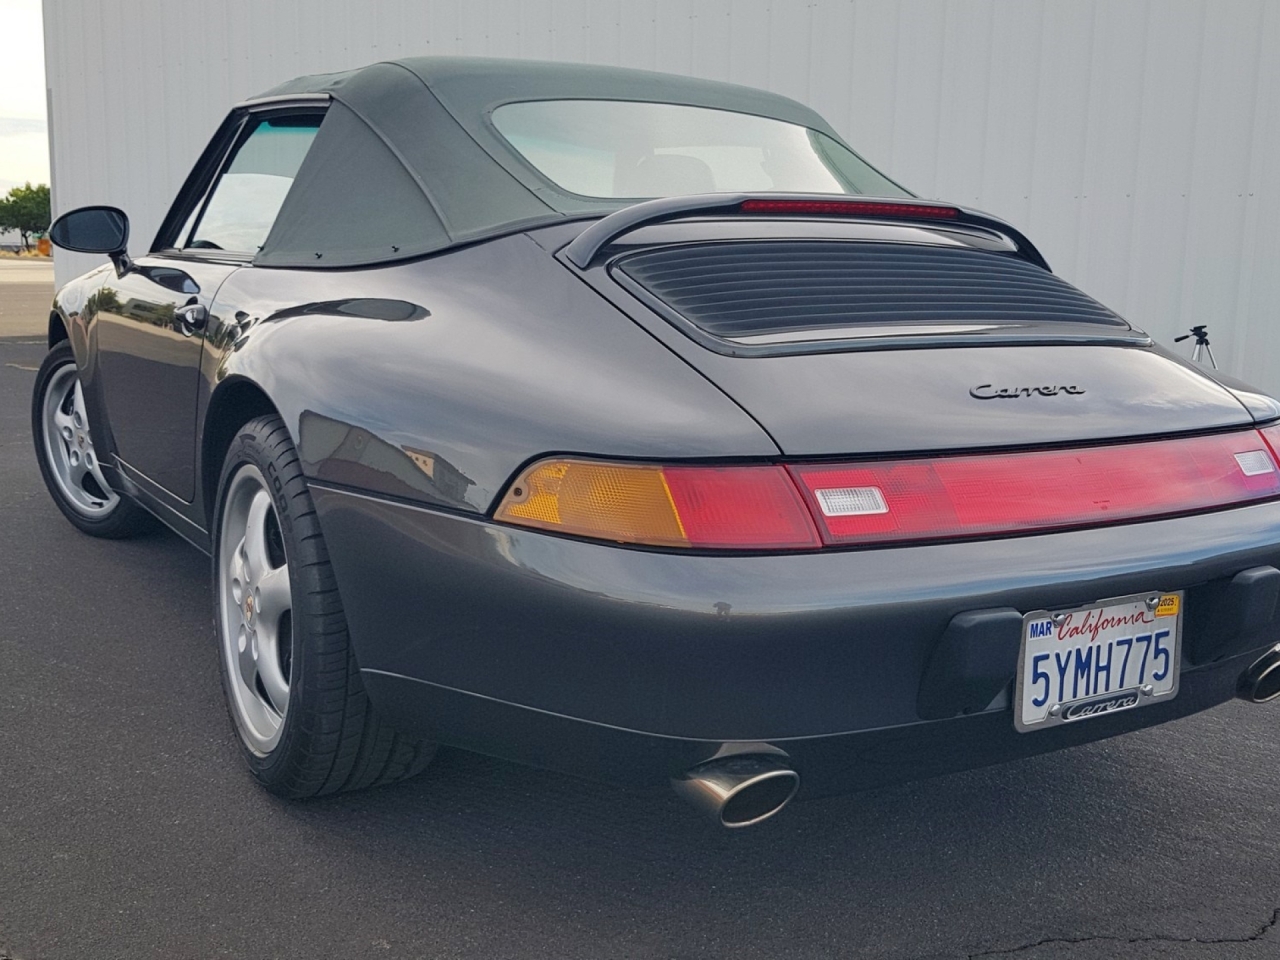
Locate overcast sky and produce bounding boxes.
[0,0,49,191]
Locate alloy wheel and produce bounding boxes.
[217,464,294,755]
[40,363,120,517]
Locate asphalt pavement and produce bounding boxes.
[3,332,1280,959]
[0,259,54,339]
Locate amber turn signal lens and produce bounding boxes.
[496,459,687,546]
[494,458,821,550]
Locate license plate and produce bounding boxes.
[1015,591,1182,732]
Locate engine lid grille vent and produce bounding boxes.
[615,240,1126,341]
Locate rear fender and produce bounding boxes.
[202,232,778,516]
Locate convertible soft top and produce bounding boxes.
[250,57,846,268]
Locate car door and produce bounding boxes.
[93,258,240,500]
[94,110,323,502]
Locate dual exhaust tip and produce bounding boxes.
[1239,643,1280,704]
[676,644,1280,827]
[671,754,799,828]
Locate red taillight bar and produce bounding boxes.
[738,198,960,219]
[789,429,1280,547]
[495,428,1280,552]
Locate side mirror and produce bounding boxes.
[49,205,133,276]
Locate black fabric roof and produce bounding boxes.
[252,57,846,268]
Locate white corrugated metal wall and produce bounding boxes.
[44,0,1280,391]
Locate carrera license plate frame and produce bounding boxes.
[1015,591,1183,733]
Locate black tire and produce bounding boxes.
[30,341,156,539]
[212,414,435,797]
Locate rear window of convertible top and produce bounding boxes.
[490,99,907,201]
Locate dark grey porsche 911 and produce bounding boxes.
[35,56,1280,827]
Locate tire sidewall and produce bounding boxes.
[212,415,430,797]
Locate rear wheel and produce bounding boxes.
[31,341,155,538]
[213,415,434,797]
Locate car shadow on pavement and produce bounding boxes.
[268,710,1269,958]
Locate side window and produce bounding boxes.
[186,114,321,254]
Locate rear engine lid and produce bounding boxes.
[657,341,1257,455]
[588,234,1253,454]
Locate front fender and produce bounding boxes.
[49,263,113,363]
[49,264,120,478]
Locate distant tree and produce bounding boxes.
[0,183,52,251]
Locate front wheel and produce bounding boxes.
[31,341,155,538]
[213,415,434,797]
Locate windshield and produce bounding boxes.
[491,99,908,200]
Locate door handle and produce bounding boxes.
[175,303,208,336]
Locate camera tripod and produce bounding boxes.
[1174,325,1217,369]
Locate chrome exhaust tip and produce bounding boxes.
[672,755,800,828]
[1238,644,1280,704]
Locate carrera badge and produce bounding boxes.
[970,384,1086,400]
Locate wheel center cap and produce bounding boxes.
[244,594,255,622]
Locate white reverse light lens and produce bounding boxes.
[815,486,889,517]
[1235,450,1276,477]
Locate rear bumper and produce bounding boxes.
[311,484,1280,791]
[359,656,1251,796]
